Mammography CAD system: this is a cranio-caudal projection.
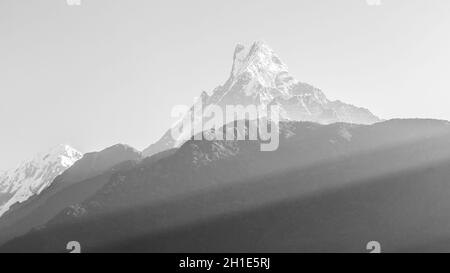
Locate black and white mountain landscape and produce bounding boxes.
[2,1,450,256]
[1,41,450,253]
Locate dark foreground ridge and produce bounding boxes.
[2,119,450,252]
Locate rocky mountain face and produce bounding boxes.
[0,145,82,217]
[143,41,380,157]
[3,119,450,252]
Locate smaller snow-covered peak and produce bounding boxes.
[0,144,82,217]
[31,144,82,168]
[45,144,80,156]
[48,144,79,155]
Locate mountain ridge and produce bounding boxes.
[3,119,450,252]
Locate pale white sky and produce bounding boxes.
[1,0,450,170]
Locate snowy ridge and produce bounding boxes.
[0,145,82,217]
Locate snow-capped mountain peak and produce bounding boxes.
[142,41,381,157]
[0,145,82,217]
[227,41,293,101]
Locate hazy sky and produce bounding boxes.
[1,0,450,170]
